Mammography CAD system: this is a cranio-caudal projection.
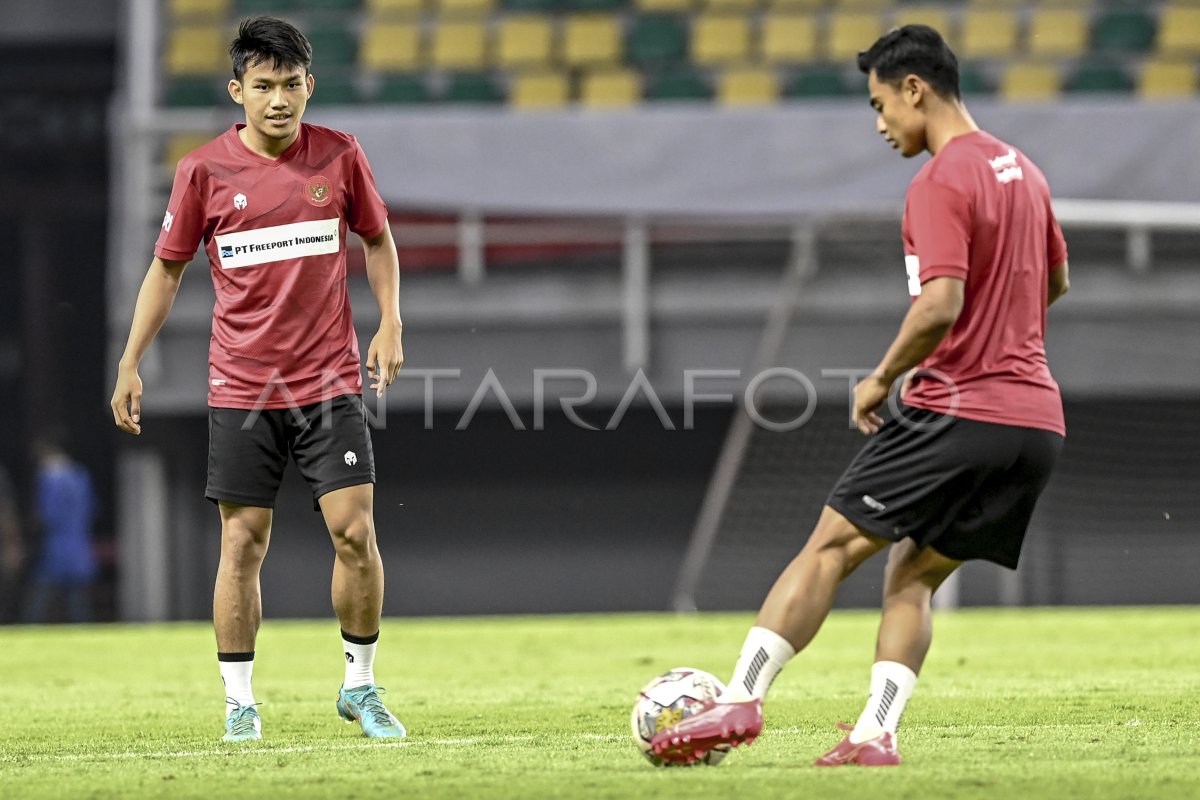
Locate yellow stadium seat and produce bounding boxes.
[1159,7,1200,56]
[1139,59,1197,99]
[581,69,642,107]
[704,0,757,11]
[367,0,425,13]
[893,6,953,43]
[719,67,778,106]
[635,0,692,12]
[968,0,1024,7]
[1027,9,1087,58]
[960,10,1019,59]
[169,0,229,18]
[562,15,623,67]
[767,0,824,8]
[833,0,889,9]
[163,133,215,178]
[436,0,495,17]
[826,12,884,61]
[361,23,423,71]
[496,16,554,68]
[761,14,818,64]
[431,21,487,69]
[511,71,570,109]
[693,14,752,65]
[1002,63,1059,102]
[166,27,227,75]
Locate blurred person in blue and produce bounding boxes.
[23,436,98,623]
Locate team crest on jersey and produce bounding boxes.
[305,175,333,207]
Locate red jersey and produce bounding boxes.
[154,123,389,409]
[901,130,1067,436]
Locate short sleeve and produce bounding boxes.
[1047,210,1068,270]
[904,178,972,284]
[346,139,389,239]
[154,158,206,262]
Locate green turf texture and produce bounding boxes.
[1,608,1198,798]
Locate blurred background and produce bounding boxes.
[1,0,1197,625]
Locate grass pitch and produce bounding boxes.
[1,608,1198,799]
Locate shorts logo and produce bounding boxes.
[862,495,887,512]
[233,193,248,210]
[344,450,358,466]
[305,175,333,207]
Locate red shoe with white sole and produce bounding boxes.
[650,699,763,765]
[814,722,902,767]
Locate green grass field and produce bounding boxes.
[1,608,1198,799]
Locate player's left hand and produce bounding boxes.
[367,319,404,397]
[853,373,891,435]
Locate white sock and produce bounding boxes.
[218,655,256,715]
[723,626,797,702]
[849,661,918,743]
[343,631,378,688]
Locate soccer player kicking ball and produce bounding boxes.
[110,18,407,742]
[653,25,1071,767]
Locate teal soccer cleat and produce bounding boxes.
[222,699,262,742]
[337,685,407,739]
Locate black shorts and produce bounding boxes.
[827,406,1062,569]
[206,393,375,511]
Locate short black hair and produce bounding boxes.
[229,17,312,81]
[857,25,961,100]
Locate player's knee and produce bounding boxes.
[221,523,269,565]
[329,516,375,560]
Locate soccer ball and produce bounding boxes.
[630,667,730,767]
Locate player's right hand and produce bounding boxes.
[111,364,144,435]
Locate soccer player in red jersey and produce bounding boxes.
[653,25,1071,766]
[110,18,406,742]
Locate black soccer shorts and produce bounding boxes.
[827,405,1063,569]
[206,393,376,511]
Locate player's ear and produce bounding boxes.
[903,74,924,108]
[228,79,244,105]
[306,73,315,99]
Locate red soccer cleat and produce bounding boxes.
[813,722,902,767]
[650,698,763,765]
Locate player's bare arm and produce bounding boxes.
[854,276,964,435]
[362,225,403,397]
[110,257,189,435]
[1048,261,1070,307]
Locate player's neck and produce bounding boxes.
[238,124,299,160]
[926,102,980,156]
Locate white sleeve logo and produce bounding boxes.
[905,255,921,296]
[162,210,174,232]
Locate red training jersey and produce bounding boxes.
[901,130,1067,436]
[154,123,389,409]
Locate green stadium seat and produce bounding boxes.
[958,63,994,96]
[627,15,689,65]
[235,0,296,12]
[307,28,359,68]
[309,73,364,103]
[1065,60,1134,94]
[565,0,625,11]
[165,77,226,107]
[446,72,506,103]
[645,66,712,100]
[302,0,362,10]
[501,0,560,10]
[1091,10,1157,54]
[376,74,434,103]
[785,66,852,97]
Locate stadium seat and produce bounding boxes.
[1158,7,1200,56]
[966,0,1023,7]
[826,12,884,61]
[1139,59,1197,100]
[446,71,506,102]
[766,0,824,9]
[893,6,953,43]
[431,21,488,69]
[169,0,231,18]
[562,14,623,67]
[375,73,434,102]
[436,0,496,16]
[645,65,712,99]
[635,0,692,12]
[166,27,228,75]
[703,0,756,12]
[234,0,294,12]
[786,65,852,97]
[1065,60,1134,94]
[511,70,570,108]
[627,15,690,65]
[566,0,624,10]
[1091,10,1157,54]
[361,23,423,71]
[367,0,425,14]
[959,63,994,96]
[1001,62,1059,102]
[309,73,363,103]
[761,14,818,64]
[832,0,888,8]
[165,77,227,107]
[307,28,359,68]
[503,0,559,11]
[580,69,642,107]
[718,67,778,106]
[1027,8,1087,58]
[496,16,554,68]
[692,14,752,65]
[164,133,216,175]
[960,10,1019,60]
[303,0,362,10]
